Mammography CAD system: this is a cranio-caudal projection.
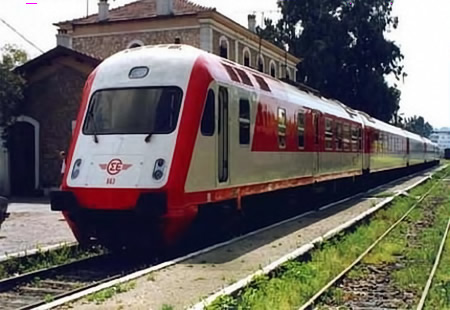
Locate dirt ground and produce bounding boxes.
[0,201,75,256]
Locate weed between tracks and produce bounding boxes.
[207,168,448,310]
[0,245,104,280]
[86,281,136,304]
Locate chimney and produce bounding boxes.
[98,0,109,22]
[248,14,256,33]
[156,0,174,16]
[56,29,72,48]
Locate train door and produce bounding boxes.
[312,110,321,175]
[218,86,229,184]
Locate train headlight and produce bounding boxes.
[71,159,82,180]
[153,158,166,181]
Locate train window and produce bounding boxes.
[239,99,251,145]
[253,75,271,92]
[222,64,241,83]
[298,111,305,149]
[343,123,351,151]
[325,118,333,150]
[235,68,253,87]
[83,87,182,135]
[336,122,343,151]
[278,108,287,149]
[351,126,358,152]
[201,90,215,136]
[358,128,363,151]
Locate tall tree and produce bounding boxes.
[260,0,404,122]
[0,44,27,145]
[402,116,433,138]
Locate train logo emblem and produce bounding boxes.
[99,159,132,176]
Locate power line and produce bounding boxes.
[0,17,44,54]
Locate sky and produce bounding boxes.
[0,0,449,129]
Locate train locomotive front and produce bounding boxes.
[51,46,213,249]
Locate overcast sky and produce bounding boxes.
[1,0,448,129]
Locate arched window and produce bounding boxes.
[286,67,291,80]
[127,40,144,49]
[270,60,277,78]
[242,47,251,67]
[219,36,229,59]
[257,55,265,73]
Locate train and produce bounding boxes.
[51,44,440,249]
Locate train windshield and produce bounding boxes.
[83,87,182,135]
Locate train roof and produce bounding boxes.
[101,44,435,145]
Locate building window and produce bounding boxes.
[243,47,251,67]
[239,99,251,145]
[127,40,144,49]
[270,61,277,78]
[219,36,229,59]
[325,118,333,150]
[201,90,215,136]
[257,55,265,73]
[286,67,291,80]
[278,108,287,149]
[298,111,305,149]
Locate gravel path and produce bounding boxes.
[65,171,434,310]
[0,201,75,256]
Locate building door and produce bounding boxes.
[10,121,36,196]
[218,87,229,184]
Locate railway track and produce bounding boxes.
[0,253,155,310]
[296,175,449,310]
[0,167,442,310]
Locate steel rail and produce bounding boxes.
[0,253,141,310]
[417,216,450,310]
[298,176,443,310]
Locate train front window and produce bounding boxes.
[83,87,182,135]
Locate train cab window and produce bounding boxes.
[297,111,305,149]
[343,123,351,151]
[278,108,287,149]
[201,90,215,136]
[83,87,182,135]
[325,118,333,150]
[336,122,343,151]
[239,99,251,145]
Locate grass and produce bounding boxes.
[206,167,449,310]
[86,281,136,304]
[424,196,450,308]
[0,244,104,280]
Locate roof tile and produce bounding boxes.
[57,0,214,25]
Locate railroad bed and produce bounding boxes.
[29,167,440,310]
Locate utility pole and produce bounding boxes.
[86,0,89,16]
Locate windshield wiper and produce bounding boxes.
[88,110,99,144]
[145,133,153,143]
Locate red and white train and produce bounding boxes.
[51,45,440,248]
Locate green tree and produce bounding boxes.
[0,44,27,144]
[260,0,405,122]
[403,116,433,138]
